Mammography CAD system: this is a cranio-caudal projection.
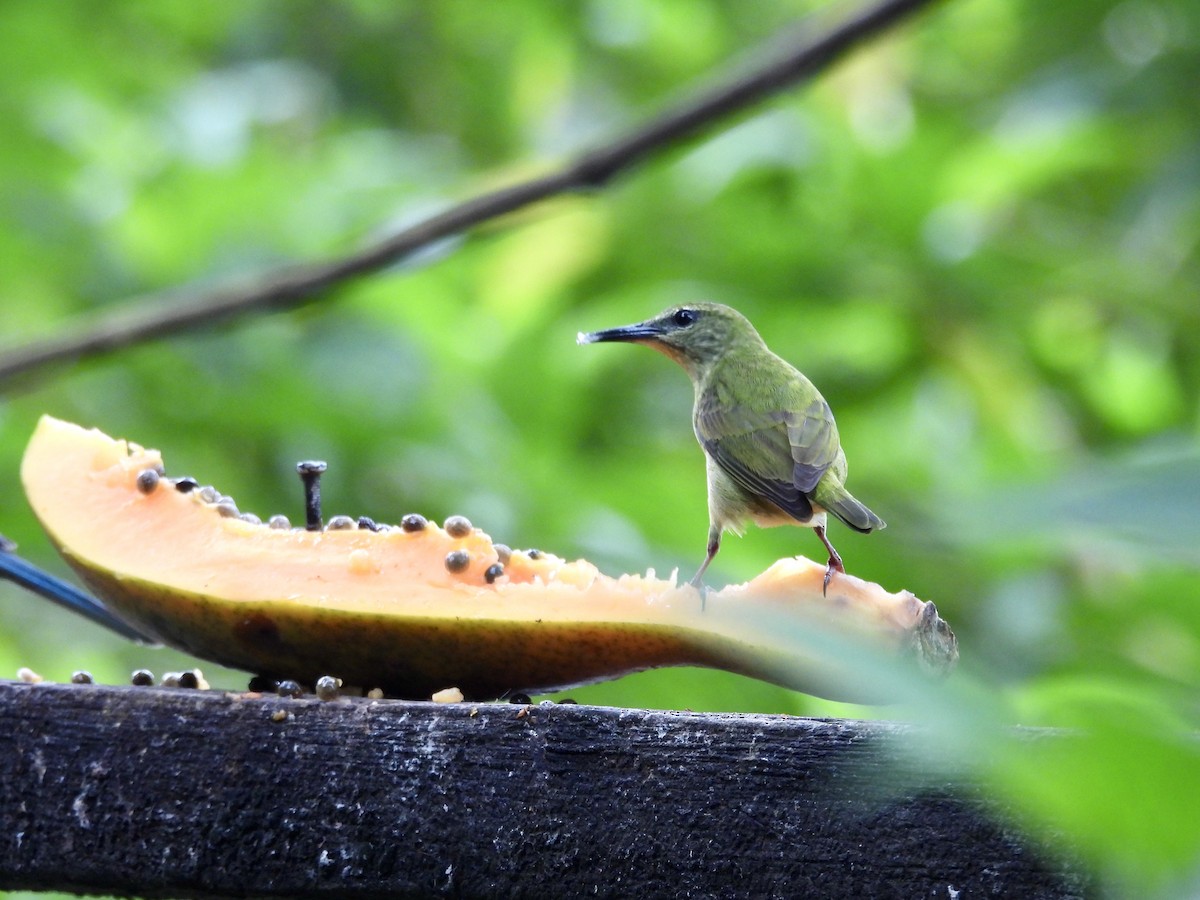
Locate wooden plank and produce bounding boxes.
[0,681,1090,899]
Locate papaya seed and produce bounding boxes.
[276,679,304,699]
[400,514,428,533]
[135,469,160,494]
[315,675,341,701]
[130,669,154,686]
[444,515,473,538]
[239,512,262,525]
[485,563,504,584]
[267,514,291,530]
[178,671,199,689]
[71,670,94,685]
[248,675,278,693]
[494,544,513,565]
[367,687,385,700]
[325,515,355,531]
[357,516,379,532]
[215,500,240,518]
[197,485,220,504]
[508,692,532,705]
[445,549,471,573]
[558,698,578,705]
[173,477,199,494]
[527,549,544,560]
[160,672,182,688]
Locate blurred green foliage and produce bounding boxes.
[1,0,1198,895]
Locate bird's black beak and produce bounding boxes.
[576,320,664,345]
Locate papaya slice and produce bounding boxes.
[20,416,957,701]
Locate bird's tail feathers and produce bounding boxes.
[821,492,885,534]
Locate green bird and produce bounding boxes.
[578,302,884,595]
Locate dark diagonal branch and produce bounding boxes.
[0,0,943,388]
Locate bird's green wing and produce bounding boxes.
[695,393,840,522]
[783,396,841,493]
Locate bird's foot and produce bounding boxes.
[688,576,710,612]
[821,556,845,597]
[813,523,845,597]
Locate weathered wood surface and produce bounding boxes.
[0,680,1090,899]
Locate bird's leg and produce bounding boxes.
[813,524,844,597]
[689,527,722,610]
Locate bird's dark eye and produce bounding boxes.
[671,308,699,327]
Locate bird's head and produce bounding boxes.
[577,302,763,378]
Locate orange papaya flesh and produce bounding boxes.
[20,416,958,701]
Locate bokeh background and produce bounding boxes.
[1,0,1197,895]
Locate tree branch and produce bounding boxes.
[0,0,944,388]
